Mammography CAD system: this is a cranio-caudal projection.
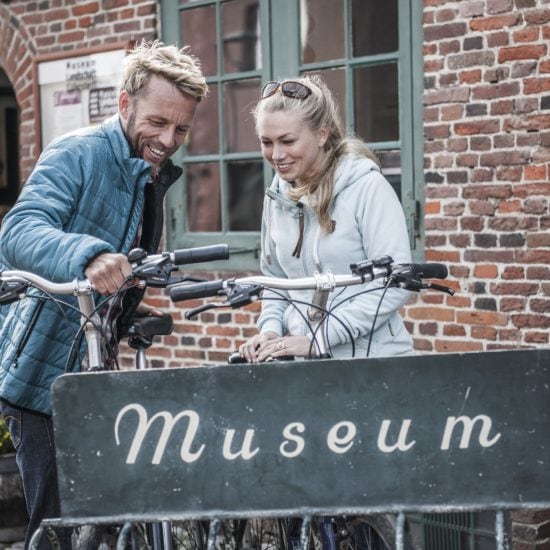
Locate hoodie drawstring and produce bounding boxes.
[292,204,304,258]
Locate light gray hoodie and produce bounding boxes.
[257,154,414,358]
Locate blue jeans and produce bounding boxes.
[0,399,72,550]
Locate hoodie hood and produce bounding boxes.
[263,155,381,268]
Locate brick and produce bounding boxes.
[447,295,471,308]
[470,14,520,31]
[525,332,549,344]
[460,216,485,231]
[516,250,550,264]
[513,27,540,43]
[500,297,527,311]
[471,325,497,340]
[524,9,550,25]
[527,266,550,279]
[487,0,513,12]
[474,297,498,310]
[434,340,484,352]
[407,307,455,321]
[424,250,461,262]
[474,264,499,278]
[443,324,466,336]
[530,299,550,313]
[454,119,500,135]
[464,250,515,262]
[487,30,510,48]
[472,81,521,100]
[502,266,525,279]
[424,22,468,42]
[499,44,548,62]
[463,184,513,199]
[511,314,550,329]
[447,169,472,183]
[490,282,540,295]
[470,199,496,215]
[526,233,550,247]
[449,233,470,248]
[500,233,525,247]
[474,233,497,247]
[412,338,433,352]
[460,70,482,85]
[447,51,495,70]
[457,310,508,326]
[72,2,99,16]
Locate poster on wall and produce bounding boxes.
[37,46,127,148]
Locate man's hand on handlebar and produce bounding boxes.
[84,253,133,295]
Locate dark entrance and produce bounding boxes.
[0,67,19,217]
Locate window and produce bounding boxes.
[161,0,424,270]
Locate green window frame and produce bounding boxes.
[161,0,424,270]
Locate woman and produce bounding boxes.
[239,76,413,363]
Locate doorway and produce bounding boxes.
[0,67,19,219]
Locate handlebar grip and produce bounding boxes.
[409,263,448,279]
[170,280,225,302]
[172,244,230,266]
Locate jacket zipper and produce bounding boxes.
[12,300,44,368]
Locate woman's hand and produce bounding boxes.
[239,331,278,363]
[256,336,311,362]
[239,333,312,363]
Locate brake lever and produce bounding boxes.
[426,282,455,295]
[388,275,455,296]
[166,275,207,286]
[226,283,262,309]
[0,279,29,305]
[185,302,220,319]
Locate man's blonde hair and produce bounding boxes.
[121,40,208,102]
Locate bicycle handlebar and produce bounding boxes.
[170,258,454,318]
[394,262,448,280]
[0,244,231,302]
[169,280,226,302]
[171,244,230,265]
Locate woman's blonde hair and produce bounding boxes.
[253,75,378,233]
[121,40,208,102]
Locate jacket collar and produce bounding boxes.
[101,115,183,186]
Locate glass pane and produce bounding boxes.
[300,0,344,63]
[187,83,219,155]
[378,150,401,200]
[222,0,261,73]
[227,160,264,231]
[354,63,399,143]
[186,163,221,232]
[352,0,398,57]
[305,68,346,128]
[180,5,217,77]
[224,78,261,153]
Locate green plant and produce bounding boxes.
[0,416,15,455]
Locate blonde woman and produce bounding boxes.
[240,76,413,363]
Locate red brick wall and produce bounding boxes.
[403,0,550,355]
[0,0,157,183]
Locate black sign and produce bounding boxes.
[52,349,550,522]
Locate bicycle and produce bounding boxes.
[168,255,454,550]
[0,243,231,550]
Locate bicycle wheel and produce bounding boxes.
[337,514,415,550]
[72,523,149,549]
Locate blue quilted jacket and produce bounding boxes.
[0,115,153,414]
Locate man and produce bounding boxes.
[0,40,207,549]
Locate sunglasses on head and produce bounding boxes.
[260,80,312,100]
